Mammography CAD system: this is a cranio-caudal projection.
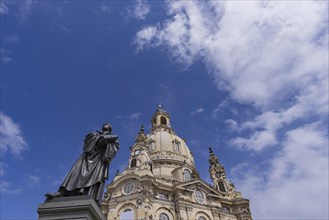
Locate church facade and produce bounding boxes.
[102,107,252,220]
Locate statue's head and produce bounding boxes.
[102,123,112,132]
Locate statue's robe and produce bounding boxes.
[59,131,119,204]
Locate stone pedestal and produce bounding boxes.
[37,195,106,220]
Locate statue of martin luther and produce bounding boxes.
[46,123,119,206]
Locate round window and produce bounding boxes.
[159,213,169,220]
[122,182,135,195]
[194,190,204,204]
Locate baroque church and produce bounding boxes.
[101,106,252,220]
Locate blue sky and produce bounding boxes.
[0,1,328,219]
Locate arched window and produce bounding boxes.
[183,169,192,181]
[159,213,169,220]
[218,181,226,192]
[120,209,133,220]
[173,141,180,152]
[130,158,137,168]
[198,217,207,220]
[160,116,167,125]
[148,141,154,150]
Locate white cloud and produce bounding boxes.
[135,26,158,50]
[224,119,239,132]
[135,0,328,151]
[231,123,328,219]
[135,0,328,110]
[135,1,328,218]
[0,112,28,157]
[127,0,150,21]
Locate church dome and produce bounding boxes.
[147,106,195,167]
[103,106,252,220]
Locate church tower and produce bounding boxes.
[102,106,252,220]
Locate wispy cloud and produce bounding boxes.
[190,108,204,116]
[158,84,169,90]
[0,112,28,157]
[60,25,69,33]
[0,49,12,64]
[156,84,175,110]
[126,0,150,21]
[16,0,37,24]
[134,1,328,218]
[0,113,29,195]
[117,113,143,137]
[4,33,19,43]
[1,0,38,24]
[0,1,9,15]
[0,173,41,193]
[129,112,141,120]
[27,174,40,188]
[0,162,6,177]
[211,100,238,121]
[93,5,111,15]
[0,180,22,194]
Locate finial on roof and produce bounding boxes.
[135,124,146,143]
[140,124,144,133]
[209,147,214,155]
[155,104,167,114]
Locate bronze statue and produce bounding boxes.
[46,123,119,206]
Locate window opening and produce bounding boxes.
[130,158,137,168]
[173,141,180,152]
[159,213,169,220]
[160,116,167,125]
[148,141,154,150]
[120,209,133,220]
[218,181,226,192]
[159,193,169,200]
[183,169,192,181]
